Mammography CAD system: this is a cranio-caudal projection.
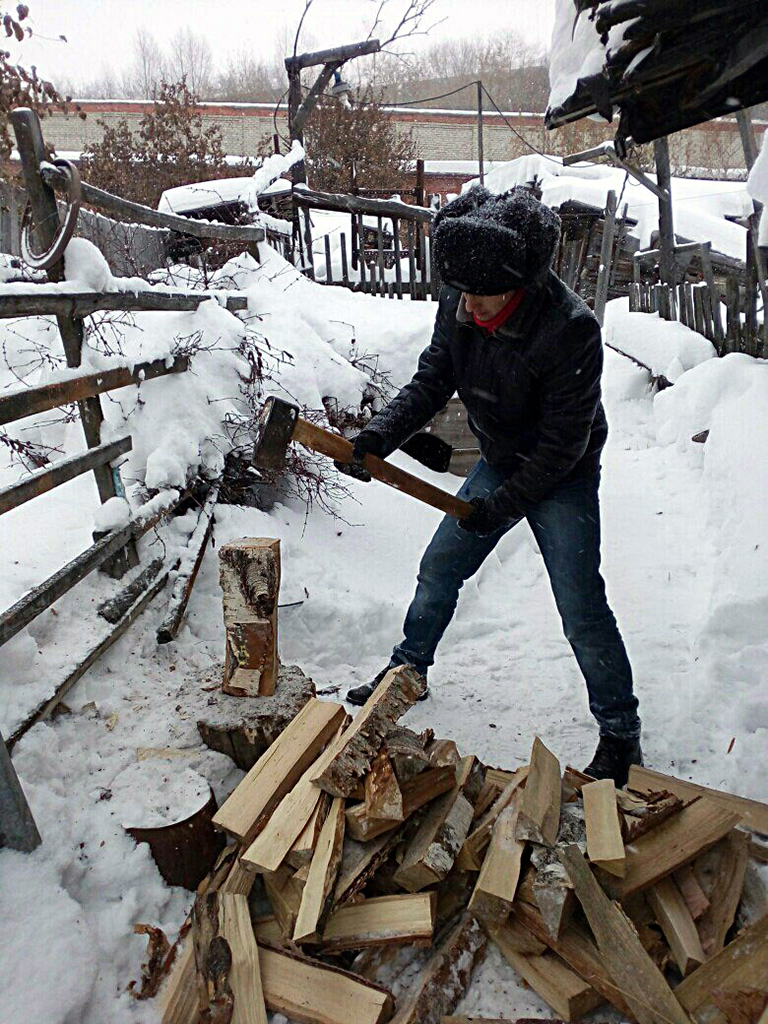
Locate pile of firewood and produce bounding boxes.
[156,661,768,1024]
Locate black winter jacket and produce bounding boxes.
[365,271,608,523]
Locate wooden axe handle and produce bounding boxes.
[293,418,473,520]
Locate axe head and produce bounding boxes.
[252,396,299,473]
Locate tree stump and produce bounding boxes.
[111,763,225,890]
[197,663,316,770]
[220,538,281,697]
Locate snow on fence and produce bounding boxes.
[0,110,268,845]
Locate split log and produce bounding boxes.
[674,914,768,1024]
[628,766,768,837]
[490,926,603,1022]
[511,901,634,1019]
[263,864,306,939]
[192,892,268,1024]
[365,751,404,821]
[427,739,460,767]
[293,796,346,943]
[287,790,331,869]
[394,785,474,892]
[98,556,164,623]
[516,738,561,847]
[583,779,625,877]
[603,798,742,900]
[161,938,197,1024]
[694,830,750,957]
[258,941,395,1024]
[388,912,488,1024]
[622,789,686,844]
[319,893,436,952]
[531,803,586,940]
[242,722,348,874]
[384,727,431,784]
[197,663,315,770]
[469,797,525,926]
[313,665,427,797]
[647,876,706,976]
[115,764,225,891]
[558,844,691,1024]
[674,864,711,921]
[332,830,404,908]
[458,765,528,870]
[345,765,455,841]
[220,538,281,697]
[212,697,345,845]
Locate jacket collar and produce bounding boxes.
[455,273,550,340]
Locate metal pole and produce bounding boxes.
[477,80,485,186]
[654,136,676,311]
[0,729,41,851]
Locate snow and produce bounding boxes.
[746,129,768,245]
[1,225,767,1022]
[110,763,211,828]
[464,153,752,260]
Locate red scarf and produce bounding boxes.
[473,289,526,333]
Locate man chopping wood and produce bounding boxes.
[340,185,642,786]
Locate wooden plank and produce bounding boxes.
[213,699,346,844]
[0,724,41,851]
[293,183,433,223]
[559,844,691,1024]
[647,876,706,976]
[340,231,350,286]
[312,665,427,797]
[388,912,487,1024]
[605,798,742,900]
[7,568,170,750]
[458,766,528,870]
[517,738,561,847]
[469,798,525,925]
[392,217,403,299]
[695,830,749,957]
[674,914,768,1024]
[345,765,455,842]
[40,161,265,242]
[583,779,625,877]
[258,941,395,1024]
[293,796,346,943]
[491,927,603,1021]
[629,766,768,836]
[319,893,435,952]
[365,751,404,821]
[192,892,268,1024]
[0,437,132,517]
[0,356,189,426]
[0,290,246,319]
[161,936,197,1024]
[393,786,474,892]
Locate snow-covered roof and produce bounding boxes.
[158,177,255,214]
[463,153,753,261]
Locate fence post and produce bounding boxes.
[407,220,417,300]
[1,729,41,851]
[339,231,349,287]
[10,108,138,579]
[594,190,617,327]
[392,217,403,300]
[725,276,741,354]
[699,242,725,351]
[376,216,386,297]
[324,232,333,285]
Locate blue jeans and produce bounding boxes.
[391,459,641,739]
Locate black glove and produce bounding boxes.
[335,429,387,482]
[458,496,507,537]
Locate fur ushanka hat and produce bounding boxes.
[432,185,561,295]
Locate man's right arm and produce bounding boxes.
[361,290,457,458]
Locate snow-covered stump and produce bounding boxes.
[197,664,316,770]
[220,538,281,697]
[111,763,226,890]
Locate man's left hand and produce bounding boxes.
[458,496,507,537]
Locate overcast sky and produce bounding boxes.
[16,0,556,91]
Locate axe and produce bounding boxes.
[252,397,473,520]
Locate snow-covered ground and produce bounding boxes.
[1,231,766,1022]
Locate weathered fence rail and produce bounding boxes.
[0,290,247,319]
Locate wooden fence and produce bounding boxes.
[0,109,262,851]
[290,186,439,300]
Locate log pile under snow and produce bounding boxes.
[152,658,768,1024]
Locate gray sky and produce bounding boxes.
[15,0,556,91]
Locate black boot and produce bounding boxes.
[584,734,643,788]
[346,664,429,707]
